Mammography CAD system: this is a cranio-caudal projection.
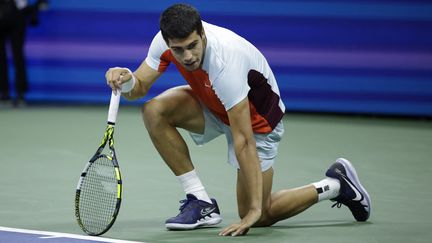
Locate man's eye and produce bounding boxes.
[172,48,183,54]
[188,44,196,50]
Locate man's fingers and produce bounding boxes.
[219,224,249,237]
[117,74,124,89]
[219,228,230,236]
[231,225,248,237]
[219,225,236,236]
[105,68,131,93]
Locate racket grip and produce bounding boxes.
[107,90,121,124]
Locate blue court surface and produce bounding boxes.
[0,227,144,243]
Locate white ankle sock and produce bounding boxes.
[312,177,341,202]
[177,169,212,204]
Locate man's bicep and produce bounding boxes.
[134,31,167,87]
[213,46,251,110]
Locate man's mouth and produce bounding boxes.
[184,61,196,67]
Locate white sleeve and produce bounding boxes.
[212,52,250,111]
[145,31,168,71]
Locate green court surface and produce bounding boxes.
[1,105,431,243]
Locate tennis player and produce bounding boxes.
[105,4,371,236]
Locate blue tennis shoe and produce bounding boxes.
[165,194,222,230]
[326,158,371,221]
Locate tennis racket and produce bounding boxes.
[75,91,123,236]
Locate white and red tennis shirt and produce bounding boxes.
[145,21,285,133]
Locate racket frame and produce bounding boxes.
[75,91,123,236]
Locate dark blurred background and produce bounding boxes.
[8,0,432,117]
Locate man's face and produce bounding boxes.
[168,30,206,71]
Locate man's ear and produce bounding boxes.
[164,38,171,47]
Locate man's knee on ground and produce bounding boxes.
[253,212,275,227]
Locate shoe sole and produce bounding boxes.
[337,158,372,220]
[165,214,222,230]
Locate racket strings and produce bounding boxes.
[79,156,119,234]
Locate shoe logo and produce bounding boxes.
[200,207,216,216]
[342,177,363,202]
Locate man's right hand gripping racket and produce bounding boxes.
[75,91,123,236]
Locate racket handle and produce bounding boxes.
[107,90,121,125]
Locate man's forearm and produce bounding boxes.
[122,77,149,100]
[236,141,263,212]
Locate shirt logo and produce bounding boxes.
[204,79,212,88]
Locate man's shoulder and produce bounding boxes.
[204,21,243,47]
[205,21,258,60]
[149,31,169,52]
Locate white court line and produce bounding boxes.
[0,226,145,243]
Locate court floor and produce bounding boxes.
[1,105,431,243]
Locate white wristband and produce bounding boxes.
[121,68,136,93]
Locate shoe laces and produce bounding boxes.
[332,200,364,209]
[332,202,343,208]
[178,198,195,212]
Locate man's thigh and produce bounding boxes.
[143,85,205,134]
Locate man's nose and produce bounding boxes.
[183,50,193,63]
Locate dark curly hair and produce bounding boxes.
[160,4,203,44]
